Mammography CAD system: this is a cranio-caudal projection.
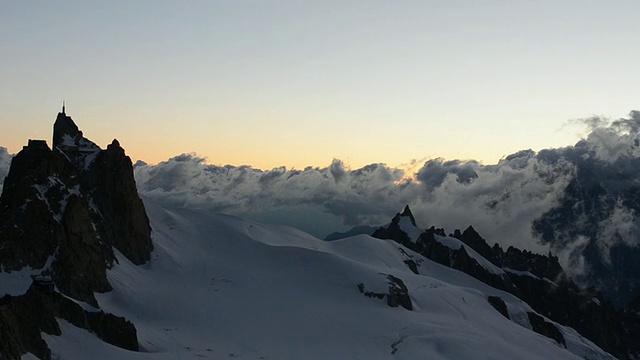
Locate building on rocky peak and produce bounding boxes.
[0,108,152,358]
[24,139,49,151]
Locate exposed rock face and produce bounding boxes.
[0,111,152,302]
[487,294,567,349]
[527,312,566,348]
[0,141,69,271]
[357,274,413,311]
[452,225,565,281]
[0,109,151,358]
[372,205,630,359]
[487,296,510,320]
[83,139,152,265]
[54,195,111,304]
[622,296,640,358]
[372,205,416,248]
[386,275,412,311]
[51,111,153,266]
[452,226,499,265]
[0,282,138,360]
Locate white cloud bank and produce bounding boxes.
[133,148,574,255]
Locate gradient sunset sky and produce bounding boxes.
[2,1,639,170]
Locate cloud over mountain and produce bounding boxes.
[134,111,640,285]
[134,157,416,236]
[133,141,572,255]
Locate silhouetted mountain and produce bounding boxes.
[0,108,152,358]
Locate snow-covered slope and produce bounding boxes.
[40,199,614,360]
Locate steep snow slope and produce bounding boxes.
[41,199,614,359]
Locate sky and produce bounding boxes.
[2,1,639,170]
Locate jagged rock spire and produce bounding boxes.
[0,108,153,305]
[52,108,79,148]
[400,205,417,227]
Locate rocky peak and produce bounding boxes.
[372,207,631,358]
[51,111,101,170]
[52,111,81,148]
[0,110,152,304]
[454,225,502,266]
[0,109,153,358]
[372,205,418,247]
[400,205,417,227]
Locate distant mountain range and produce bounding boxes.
[371,205,636,358]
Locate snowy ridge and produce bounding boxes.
[37,199,614,360]
[434,234,506,275]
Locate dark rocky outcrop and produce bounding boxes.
[403,259,419,274]
[0,281,138,359]
[500,246,563,281]
[53,194,111,305]
[0,109,150,358]
[372,205,416,249]
[489,296,567,349]
[453,226,501,266]
[487,296,510,320]
[527,312,566,348]
[409,226,518,294]
[452,226,564,281]
[413,227,452,266]
[621,296,640,358]
[357,283,386,300]
[88,139,152,265]
[357,275,413,311]
[386,275,412,311]
[0,306,28,360]
[399,205,416,227]
[0,110,152,303]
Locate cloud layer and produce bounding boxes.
[133,140,575,255]
[134,157,416,238]
[134,111,640,286]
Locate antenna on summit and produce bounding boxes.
[62,101,66,115]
